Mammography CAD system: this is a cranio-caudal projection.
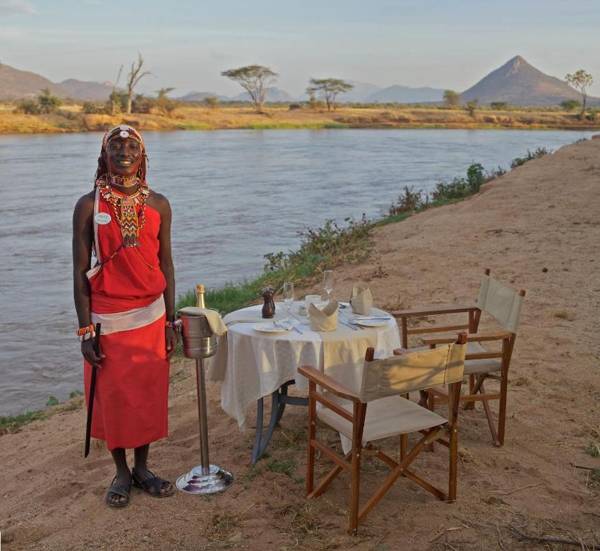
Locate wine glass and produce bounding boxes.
[322,270,334,303]
[283,281,294,318]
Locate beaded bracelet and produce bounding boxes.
[77,324,95,342]
[165,320,181,329]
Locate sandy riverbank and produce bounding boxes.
[2,104,600,134]
[1,137,599,550]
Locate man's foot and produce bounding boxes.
[132,467,175,498]
[105,472,132,508]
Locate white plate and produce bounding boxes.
[352,319,389,328]
[253,322,291,334]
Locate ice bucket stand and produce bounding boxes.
[175,309,233,494]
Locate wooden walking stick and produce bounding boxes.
[84,323,101,458]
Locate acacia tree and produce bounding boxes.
[443,89,460,108]
[155,87,175,115]
[306,78,353,111]
[126,54,151,114]
[108,65,124,115]
[221,65,277,112]
[565,70,593,114]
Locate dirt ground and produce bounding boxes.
[1,138,599,550]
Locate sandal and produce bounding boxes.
[132,468,175,498]
[105,474,132,508]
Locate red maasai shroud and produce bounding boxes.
[84,193,168,451]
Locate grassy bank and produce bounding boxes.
[175,146,552,314]
[2,103,600,134]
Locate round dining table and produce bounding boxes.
[208,301,402,463]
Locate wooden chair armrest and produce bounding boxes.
[298,366,361,402]
[421,331,513,346]
[466,331,513,342]
[390,304,479,318]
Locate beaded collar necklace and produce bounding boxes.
[97,176,150,247]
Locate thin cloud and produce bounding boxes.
[0,0,36,16]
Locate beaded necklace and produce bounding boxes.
[96,176,150,247]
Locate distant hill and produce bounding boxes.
[0,63,113,101]
[366,85,444,104]
[178,91,230,102]
[304,81,444,104]
[461,55,600,107]
[341,81,383,102]
[0,63,64,99]
[59,79,113,101]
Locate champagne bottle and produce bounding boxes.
[196,284,206,308]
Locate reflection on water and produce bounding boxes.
[0,129,594,415]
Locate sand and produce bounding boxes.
[1,137,599,550]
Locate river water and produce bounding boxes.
[0,129,595,415]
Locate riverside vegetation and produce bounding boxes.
[0,144,555,432]
[2,99,600,133]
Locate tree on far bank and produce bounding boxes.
[443,89,460,108]
[221,65,278,113]
[108,65,123,115]
[156,87,176,115]
[306,78,353,111]
[37,88,61,114]
[465,99,478,118]
[203,96,219,109]
[560,99,581,112]
[565,70,593,114]
[126,54,151,114]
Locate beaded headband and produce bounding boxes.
[102,124,145,148]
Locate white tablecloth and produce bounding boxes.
[210,302,401,429]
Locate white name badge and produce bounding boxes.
[95,212,112,225]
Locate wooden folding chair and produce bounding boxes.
[391,269,526,446]
[298,334,467,535]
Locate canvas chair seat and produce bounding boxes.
[464,341,502,375]
[318,393,448,445]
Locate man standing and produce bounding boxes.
[73,125,177,507]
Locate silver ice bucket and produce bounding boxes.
[178,307,217,359]
[175,305,233,494]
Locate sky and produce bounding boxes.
[1,0,600,97]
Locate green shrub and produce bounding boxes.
[510,147,549,168]
[107,90,128,114]
[46,395,59,406]
[490,102,508,110]
[431,162,486,202]
[132,94,154,114]
[37,88,62,114]
[0,410,46,433]
[203,96,219,109]
[465,100,478,117]
[388,186,426,215]
[14,99,40,114]
[82,101,106,114]
[561,99,581,111]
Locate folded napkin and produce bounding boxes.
[308,300,339,332]
[350,284,373,315]
[178,306,227,336]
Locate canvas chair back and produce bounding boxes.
[477,275,524,333]
[359,343,466,402]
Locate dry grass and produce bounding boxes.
[1,104,600,134]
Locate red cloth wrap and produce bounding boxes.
[84,196,169,450]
